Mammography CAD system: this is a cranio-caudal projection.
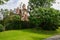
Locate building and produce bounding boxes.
[15,4,30,21]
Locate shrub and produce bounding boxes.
[29,7,60,30]
[4,15,21,30]
[20,21,30,29]
[0,20,3,25]
[4,15,31,30]
[0,24,4,32]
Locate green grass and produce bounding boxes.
[0,28,60,40]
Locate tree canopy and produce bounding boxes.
[29,0,55,9]
[0,0,8,4]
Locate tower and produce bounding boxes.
[16,2,30,21]
[21,4,29,21]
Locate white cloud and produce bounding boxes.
[0,0,60,10]
[0,0,29,10]
[52,0,60,10]
[17,0,29,9]
[0,0,18,9]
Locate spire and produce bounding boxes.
[19,2,23,9]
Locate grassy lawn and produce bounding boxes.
[0,28,60,40]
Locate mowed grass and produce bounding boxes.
[0,28,60,40]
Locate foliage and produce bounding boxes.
[20,21,34,29]
[0,20,3,25]
[29,0,55,10]
[29,7,60,30]
[0,24,4,32]
[4,15,21,30]
[4,15,31,30]
[0,0,9,4]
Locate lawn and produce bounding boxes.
[0,28,60,40]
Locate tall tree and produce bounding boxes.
[0,0,8,4]
[29,0,55,10]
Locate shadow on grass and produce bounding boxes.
[32,37,45,40]
[21,28,60,35]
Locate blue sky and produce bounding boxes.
[0,0,60,10]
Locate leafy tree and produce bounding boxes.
[0,0,9,4]
[29,0,55,10]
[29,7,60,30]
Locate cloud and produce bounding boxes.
[0,0,18,9]
[17,0,29,8]
[1,0,60,10]
[51,0,60,10]
[0,0,29,10]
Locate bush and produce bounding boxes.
[4,15,21,30]
[29,7,60,30]
[4,15,31,30]
[0,24,4,32]
[0,20,3,25]
[20,21,30,29]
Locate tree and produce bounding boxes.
[29,0,56,17]
[29,7,60,30]
[29,0,55,10]
[0,0,9,4]
[29,0,60,30]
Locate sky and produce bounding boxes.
[0,0,29,10]
[51,0,60,10]
[0,0,60,10]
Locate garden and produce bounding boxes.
[0,0,60,40]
